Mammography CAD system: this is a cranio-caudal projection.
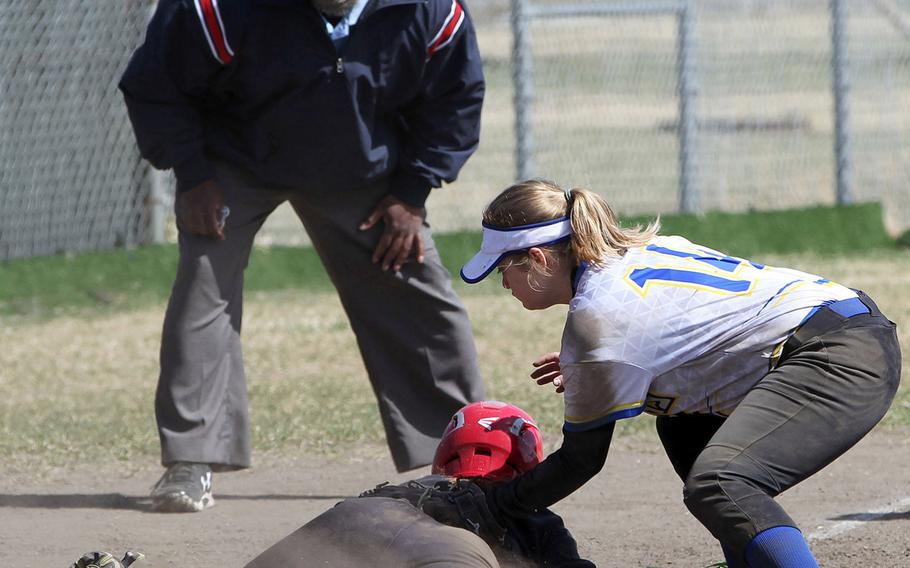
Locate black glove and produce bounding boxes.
[360,476,508,545]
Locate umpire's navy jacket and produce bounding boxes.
[119,0,485,207]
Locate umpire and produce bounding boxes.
[119,0,486,512]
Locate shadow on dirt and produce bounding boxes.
[830,510,910,522]
[0,493,349,511]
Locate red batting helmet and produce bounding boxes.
[432,401,544,482]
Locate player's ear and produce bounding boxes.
[527,247,548,269]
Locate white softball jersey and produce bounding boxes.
[560,235,858,431]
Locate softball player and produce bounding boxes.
[460,179,901,568]
[245,401,594,568]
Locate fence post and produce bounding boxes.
[143,0,169,245]
[512,0,535,181]
[677,0,699,213]
[831,0,852,205]
[148,168,169,244]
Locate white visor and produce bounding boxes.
[460,217,572,283]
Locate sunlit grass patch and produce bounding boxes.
[1,252,908,473]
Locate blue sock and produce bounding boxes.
[744,526,819,568]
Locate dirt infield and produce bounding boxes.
[2,427,907,567]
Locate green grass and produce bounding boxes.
[1,248,908,471]
[0,244,333,318]
[0,203,894,318]
[637,202,894,256]
[0,203,903,470]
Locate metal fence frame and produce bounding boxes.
[510,0,853,214]
[0,0,895,260]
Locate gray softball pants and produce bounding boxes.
[656,291,901,565]
[244,497,500,568]
[156,164,485,472]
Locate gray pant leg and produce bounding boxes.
[683,317,901,561]
[244,497,500,568]
[157,167,284,469]
[290,185,485,471]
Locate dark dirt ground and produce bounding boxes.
[2,428,908,567]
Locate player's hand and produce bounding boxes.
[176,179,227,240]
[531,352,564,393]
[359,194,426,271]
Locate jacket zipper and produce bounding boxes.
[332,0,382,74]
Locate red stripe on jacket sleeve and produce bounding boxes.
[427,0,465,59]
[198,0,233,64]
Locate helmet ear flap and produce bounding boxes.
[506,416,544,476]
[509,417,527,436]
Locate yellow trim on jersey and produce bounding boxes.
[768,336,788,370]
[622,263,759,299]
[648,245,758,278]
[565,400,644,423]
[767,279,843,312]
[766,279,810,311]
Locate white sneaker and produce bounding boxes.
[150,462,214,513]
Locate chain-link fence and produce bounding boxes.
[0,1,153,260]
[484,0,910,229]
[431,0,910,240]
[2,1,909,257]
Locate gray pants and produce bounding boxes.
[156,164,484,472]
[244,497,500,568]
[657,291,901,565]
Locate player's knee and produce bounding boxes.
[682,469,724,525]
[681,446,757,528]
[682,467,760,562]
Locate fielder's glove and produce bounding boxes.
[71,551,144,568]
[360,476,507,545]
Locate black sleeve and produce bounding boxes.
[488,422,615,519]
[505,508,596,568]
[389,0,485,207]
[118,0,228,193]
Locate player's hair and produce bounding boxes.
[482,179,660,269]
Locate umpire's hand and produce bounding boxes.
[177,179,227,240]
[360,194,427,272]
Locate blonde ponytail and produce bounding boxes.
[567,188,659,263]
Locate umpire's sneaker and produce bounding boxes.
[150,462,214,513]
